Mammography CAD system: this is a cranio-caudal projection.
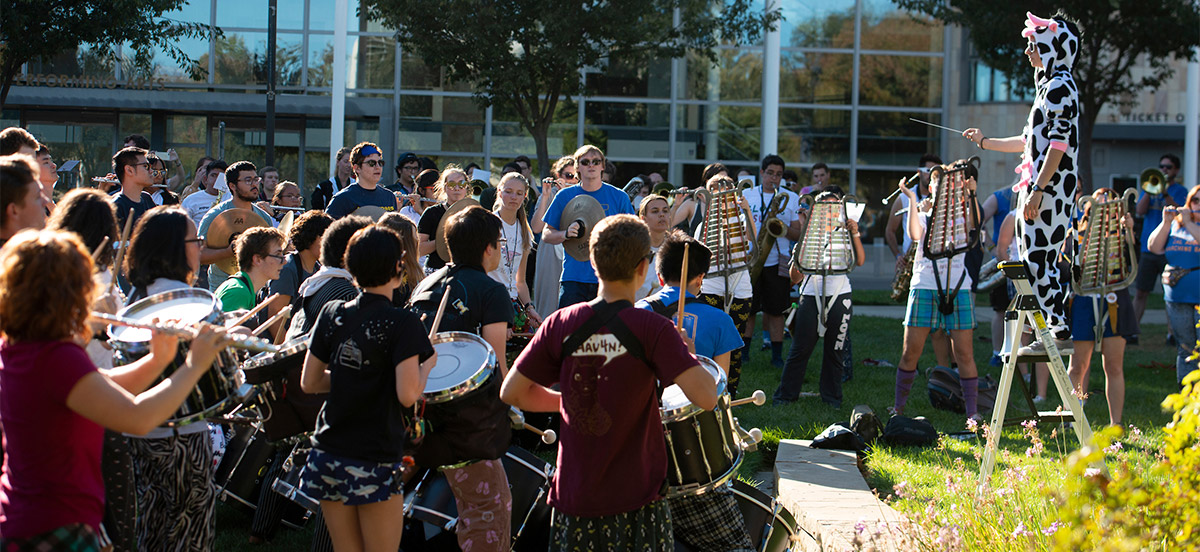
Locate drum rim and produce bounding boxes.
[243,334,310,371]
[660,356,728,421]
[730,479,799,536]
[664,445,744,498]
[423,331,496,403]
[108,288,220,347]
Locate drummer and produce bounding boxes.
[324,142,401,219]
[539,145,635,308]
[502,214,717,550]
[0,229,228,551]
[120,205,225,550]
[407,205,515,552]
[416,164,470,274]
[635,230,755,552]
[299,225,436,552]
[197,160,275,292]
[214,226,287,314]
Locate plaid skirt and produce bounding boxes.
[0,523,101,552]
[904,289,974,330]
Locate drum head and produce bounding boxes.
[425,332,494,396]
[661,356,726,414]
[110,288,219,345]
[243,334,310,383]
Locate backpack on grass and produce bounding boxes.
[926,365,998,415]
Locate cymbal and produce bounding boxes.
[277,211,295,241]
[435,198,481,262]
[205,208,270,274]
[561,195,605,262]
[351,205,387,222]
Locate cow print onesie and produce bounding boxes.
[1013,12,1080,335]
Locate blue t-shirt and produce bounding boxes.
[1163,224,1199,304]
[325,184,398,219]
[197,199,275,291]
[1139,183,1189,253]
[540,183,635,284]
[990,188,1013,245]
[635,287,742,360]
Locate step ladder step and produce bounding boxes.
[1036,411,1076,421]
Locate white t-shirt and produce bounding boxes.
[488,218,526,300]
[636,245,661,301]
[800,274,851,297]
[743,187,799,267]
[701,268,753,300]
[181,189,222,224]
[909,212,972,291]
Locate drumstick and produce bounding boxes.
[909,117,964,134]
[251,305,291,338]
[523,424,557,444]
[228,293,282,328]
[730,390,767,407]
[107,215,135,295]
[90,236,111,264]
[428,285,452,341]
[677,242,689,330]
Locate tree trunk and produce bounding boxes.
[1078,109,1097,194]
[531,119,551,180]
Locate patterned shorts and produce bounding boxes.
[0,523,101,552]
[904,289,974,330]
[551,500,673,552]
[301,448,404,506]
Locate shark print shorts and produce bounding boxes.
[301,448,404,506]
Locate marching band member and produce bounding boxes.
[214,226,287,314]
[376,212,426,306]
[489,172,544,331]
[891,171,982,422]
[635,230,753,552]
[197,161,275,292]
[398,168,439,225]
[408,205,515,552]
[285,216,372,340]
[300,225,436,552]
[0,230,228,551]
[540,145,635,309]
[0,154,50,247]
[417,164,471,273]
[1068,188,1137,426]
[775,188,866,408]
[324,142,402,219]
[531,156,579,318]
[963,11,1084,352]
[636,194,670,300]
[743,155,802,369]
[503,215,717,551]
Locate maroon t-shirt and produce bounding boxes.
[512,302,695,517]
[0,340,104,538]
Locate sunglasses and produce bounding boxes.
[578,158,605,167]
[561,172,577,180]
[1160,164,1175,170]
[360,159,385,168]
[444,182,469,190]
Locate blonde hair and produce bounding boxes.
[492,172,533,253]
[434,164,468,201]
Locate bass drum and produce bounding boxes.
[402,446,553,551]
[213,423,310,529]
[672,480,798,552]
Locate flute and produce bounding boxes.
[268,205,307,212]
[91,311,281,353]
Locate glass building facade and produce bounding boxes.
[2,0,948,242]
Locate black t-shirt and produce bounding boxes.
[308,293,434,463]
[417,204,449,269]
[112,190,157,230]
[409,264,513,334]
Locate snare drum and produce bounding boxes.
[110,288,245,426]
[661,356,741,498]
[424,332,496,404]
[242,334,324,442]
[242,335,309,388]
[404,446,553,551]
[271,440,320,512]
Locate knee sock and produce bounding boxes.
[894,369,917,414]
[771,341,784,362]
[962,376,979,417]
[741,336,752,359]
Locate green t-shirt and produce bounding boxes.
[215,271,256,312]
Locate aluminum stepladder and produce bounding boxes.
[978,261,1099,487]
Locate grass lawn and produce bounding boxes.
[212,312,1182,550]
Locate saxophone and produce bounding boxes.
[749,191,790,282]
[891,243,916,302]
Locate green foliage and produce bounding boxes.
[0,0,217,107]
[1051,333,1200,552]
[362,0,781,175]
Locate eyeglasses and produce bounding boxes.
[281,193,302,199]
[578,158,605,167]
[1160,164,1176,170]
[238,176,261,184]
[763,170,783,178]
[265,252,287,262]
[561,172,577,180]
[360,159,385,168]
[402,164,420,172]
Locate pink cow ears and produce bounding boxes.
[1021,11,1058,38]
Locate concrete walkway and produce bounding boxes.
[774,439,903,552]
[855,305,1169,326]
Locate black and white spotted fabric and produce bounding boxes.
[1013,11,1081,333]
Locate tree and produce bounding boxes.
[364,0,780,176]
[0,0,214,109]
[894,0,1200,191]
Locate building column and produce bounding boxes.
[1186,47,1198,188]
[760,0,781,158]
[330,0,348,175]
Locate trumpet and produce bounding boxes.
[623,176,647,200]
[1140,167,1166,196]
[91,311,281,353]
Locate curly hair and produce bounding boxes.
[47,188,119,269]
[590,214,650,282]
[289,209,333,252]
[127,206,195,289]
[233,226,285,273]
[552,156,575,178]
[0,230,95,342]
[320,215,372,268]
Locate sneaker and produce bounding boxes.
[1032,395,1046,404]
[1017,339,1074,356]
[989,353,1003,367]
[1126,334,1139,345]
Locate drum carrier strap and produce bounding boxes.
[643,294,707,320]
[561,298,648,365]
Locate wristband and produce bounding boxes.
[978,137,987,150]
